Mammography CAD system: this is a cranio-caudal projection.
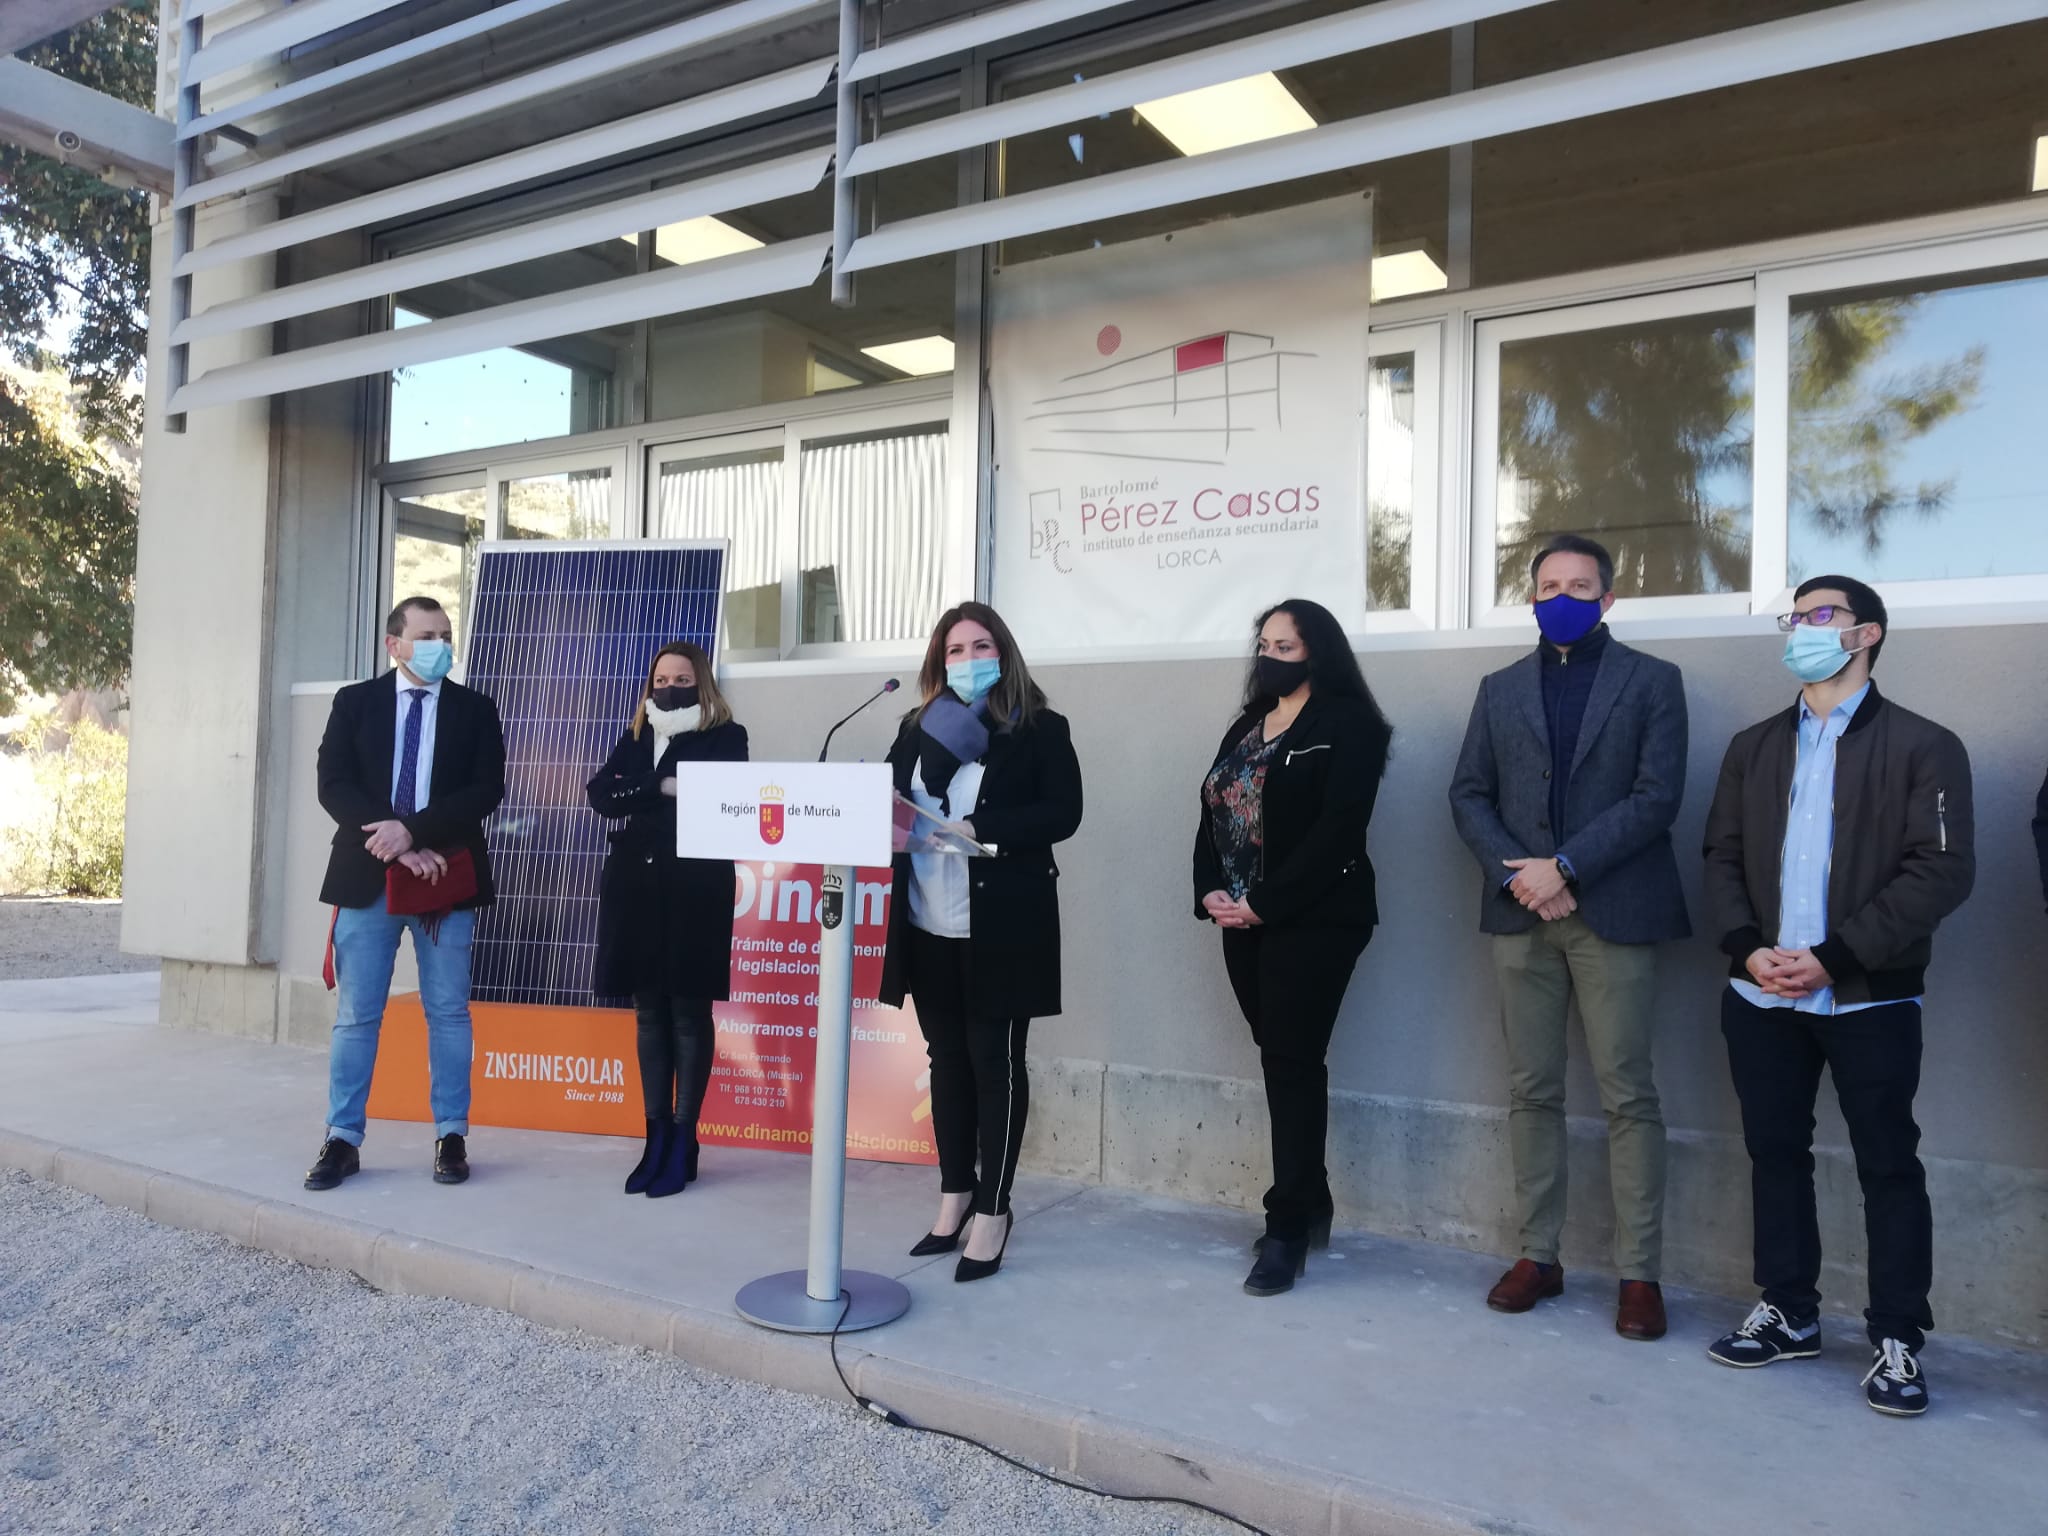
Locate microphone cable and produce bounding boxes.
[826,1290,1279,1536]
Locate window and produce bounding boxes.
[650,435,788,658]
[1366,325,1441,622]
[387,481,486,644]
[501,464,617,542]
[1473,284,1756,619]
[798,425,950,646]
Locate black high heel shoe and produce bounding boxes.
[1244,1235,1309,1297]
[954,1211,1013,1283]
[910,1205,973,1257]
[1248,1213,1333,1254]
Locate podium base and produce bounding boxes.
[735,1270,912,1334]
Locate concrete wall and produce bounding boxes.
[252,626,2048,1346]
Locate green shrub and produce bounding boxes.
[5,721,127,897]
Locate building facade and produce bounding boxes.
[102,0,2048,1343]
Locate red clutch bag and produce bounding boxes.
[386,846,478,915]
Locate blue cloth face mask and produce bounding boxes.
[1533,593,1604,646]
[1783,624,1857,684]
[405,638,454,683]
[946,657,1002,704]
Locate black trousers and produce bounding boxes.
[906,926,1030,1218]
[1721,989,1933,1349]
[1221,925,1370,1243]
[633,992,715,1130]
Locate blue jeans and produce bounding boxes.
[326,895,476,1146]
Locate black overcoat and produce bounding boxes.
[586,720,748,999]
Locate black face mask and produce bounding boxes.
[1254,656,1311,698]
[649,685,699,713]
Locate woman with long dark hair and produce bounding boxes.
[1193,598,1392,1296]
[877,602,1083,1283]
[587,641,747,1198]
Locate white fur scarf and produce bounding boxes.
[643,700,702,752]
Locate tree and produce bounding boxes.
[0,363,137,701]
[0,2,153,703]
[0,0,155,445]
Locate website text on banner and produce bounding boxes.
[989,194,1372,649]
[366,858,936,1164]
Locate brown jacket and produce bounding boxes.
[1701,685,1974,1006]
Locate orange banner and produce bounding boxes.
[367,861,936,1164]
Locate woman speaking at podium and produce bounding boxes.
[587,641,748,1199]
[1193,598,1393,1298]
[877,602,1084,1283]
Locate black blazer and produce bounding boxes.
[1192,691,1383,931]
[586,719,749,1000]
[317,672,506,910]
[876,707,1083,1020]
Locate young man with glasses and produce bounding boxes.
[1700,575,1974,1416]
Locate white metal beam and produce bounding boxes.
[174,59,834,277]
[175,148,832,343]
[171,236,831,412]
[846,0,1134,83]
[174,0,833,208]
[844,0,2046,272]
[0,0,119,56]
[848,0,1559,177]
[0,57,175,192]
[186,0,414,85]
[183,0,585,140]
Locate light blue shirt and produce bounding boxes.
[1731,683,1908,1016]
[390,669,440,815]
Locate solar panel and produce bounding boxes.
[464,539,727,1007]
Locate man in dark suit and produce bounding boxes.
[1449,534,1690,1341]
[304,596,505,1192]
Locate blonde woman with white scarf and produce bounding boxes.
[587,641,747,1198]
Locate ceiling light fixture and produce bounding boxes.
[1370,248,1449,303]
[621,215,763,267]
[860,336,955,376]
[1135,73,1314,158]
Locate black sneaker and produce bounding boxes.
[1863,1338,1929,1417]
[1707,1301,1822,1367]
[303,1137,360,1191]
[433,1133,470,1185]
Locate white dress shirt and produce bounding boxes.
[390,667,442,815]
[906,760,984,940]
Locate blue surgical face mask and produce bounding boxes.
[1783,624,1856,684]
[946,656,1001,704]
[405,638,454,683]
[1533,593,1604,646]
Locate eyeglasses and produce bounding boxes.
[1776,605,1856,631]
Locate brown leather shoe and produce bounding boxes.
[1616,1280,1667,1340]
[1486,1258,1564,1313]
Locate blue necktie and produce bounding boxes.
[394,688,426,815]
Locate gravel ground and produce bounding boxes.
[0,899,156,981]
[0,1172,1237,1536]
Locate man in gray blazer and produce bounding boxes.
[1449,534,1690,1342]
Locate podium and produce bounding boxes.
[671,760,991,1335]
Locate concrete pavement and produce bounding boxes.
[2,973,2043,1536]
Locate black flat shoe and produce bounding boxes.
[304,1137,359,1192]
[1250,1213,1333,1254]
[910,1206,973,1257]
[1244,1236,1308,1297]
[433,1133,469,1185]
[954,1212,1013,1283]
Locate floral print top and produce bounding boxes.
[1202,720,1280,900]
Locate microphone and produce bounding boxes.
[819,678,900,762]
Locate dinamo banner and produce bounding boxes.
[989,194,1373,651]
[368,859,937,1165]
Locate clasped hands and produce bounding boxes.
[361,818,447,884]
[1503,857,1576,922]
[1202,891,1263,929]
[1745,946,1833,999]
